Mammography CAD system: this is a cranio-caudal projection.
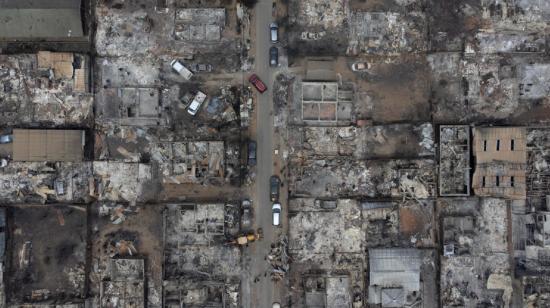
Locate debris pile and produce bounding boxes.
[268,236,290,281]
[0,53,93,128]
[99,203,139,224]
[439,125,470,196]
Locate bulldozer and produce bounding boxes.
[228,228,263,246]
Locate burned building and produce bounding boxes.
[92,162,155,205]
[95,57,167,127]
[175,8,226,42]
[300,81,352,124]
[287,0,350,56]
[163,203,240,308]
[288,198,365,307]
[0,53,93,127]
[151,141,227,185]
[101,258,146,308]
[288,197,436,307]
[526,128,550,207]
[361,200,436,249]
[288,158,435,199]
[93,127,239,187]
[0,162,92,204]
[439,125,471,196]
[0,128,90,203]
[439,197,513,307]
[348,10,427,55]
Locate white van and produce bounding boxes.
[270,23,278,43]
[187,91,207,116]
[170,60,194,80]
[272,203,281,226]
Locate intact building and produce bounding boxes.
[472,127,527,199]
[0,129,85,162]
[0,0,88,43]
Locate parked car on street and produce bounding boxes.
[269,47,278,67]
[0,134,12,144]
[272,203,281,226]
[241,199,253,230]
[187,91,207,116]
[170,60,194,80]
[249,74,267,93]
[351,62,371,72]
[248,141,257,166]
[270,22,278,43]
[270,175,280,202]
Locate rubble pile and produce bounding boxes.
[439,125,470,196]
[99,202,139,225]
[268,236,290,281]
[0,53,93,127]
[527,128,550,205]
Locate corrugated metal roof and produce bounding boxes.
[12,129,84,162]
[369,248,421,292]
[381,288,405,307]
[473,127,527,164]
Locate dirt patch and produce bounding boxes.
[90,204,164,306]
[7,205,87,304]
[364,57,431,123]
[399,207,423,236]
[398,202,435,247]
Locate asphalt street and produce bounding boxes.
[243,0,281,307]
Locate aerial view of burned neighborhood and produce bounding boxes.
[2,0,550,307]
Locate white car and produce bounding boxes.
[270,23,278,43]
[187,91,207,116]
[351,62,371,72]
[170,60,194,80]
[272,203,281,226]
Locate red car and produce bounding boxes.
[249,74,267,93]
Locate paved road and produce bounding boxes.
[243,0,280,307]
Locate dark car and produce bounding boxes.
[249,74,267,93]
[270,175,280,202]
[248,141,257,166]
[241,199,253,230]
[269,47,278,67]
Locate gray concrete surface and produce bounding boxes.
[0,0,80,8]
[0,9,83,38]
